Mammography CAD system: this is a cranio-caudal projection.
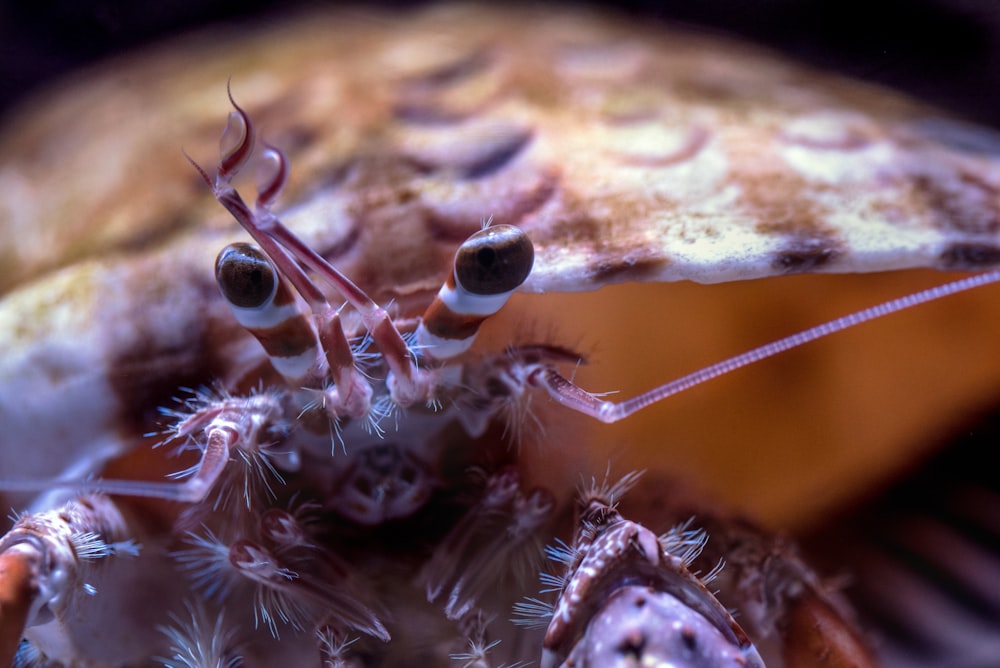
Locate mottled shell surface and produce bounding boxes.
[2,3,999,526]
[1,3,1000,666]
[6,6,1000,294]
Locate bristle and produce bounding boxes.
[349,331,380,370]
[225,539,301,637]
[510,598,554,630]
[172,528,237,601]
[579,469,645,510]
[544,539,578,568]
[495,383,541,447]
[251,582,307,639]
[156,601,241,668]
[13,641,43,668]
[659,519,710,566]
[702,558,726,586]
[233,446,287,509]
[68,531,141,561]
[367,392,396,435]
[316,626,359,668]
[158,386,228,447]
[68,532,110,560]
[537,571,565,594]
[450,637,502,668]
[298,390,348,455]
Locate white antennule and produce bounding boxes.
[527,269,1000,423]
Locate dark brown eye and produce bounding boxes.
[215,243,278,309]
[454,225,534,295]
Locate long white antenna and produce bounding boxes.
[532,269,1000,423]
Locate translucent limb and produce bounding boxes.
[526,270,1000,423]
[0,393,284,504]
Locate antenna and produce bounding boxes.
[529,270,1000,423]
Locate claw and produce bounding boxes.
[0,547,37,667]
[0,495,155,665]
[781,591,878,668]
[680,513,878,668]
[534,478,765,668]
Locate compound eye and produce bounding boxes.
[215,243,278,309]
[454,225,534,295]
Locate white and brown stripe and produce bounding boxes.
[215,243,320,385]
[417,224,533,359]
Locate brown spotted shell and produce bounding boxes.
[1,3,1000,665]
[4,4,1000,298]
[3,1,999,526]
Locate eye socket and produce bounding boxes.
[454,225,534,295]
[215,243,278,309]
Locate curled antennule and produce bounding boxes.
[217,85,255,184]
[417,224,534,359]
[255,145,289,210]
[198,90,449,409]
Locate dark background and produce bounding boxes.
[3,0,1000,126]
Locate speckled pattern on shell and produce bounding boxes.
[4,4,1000,299]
